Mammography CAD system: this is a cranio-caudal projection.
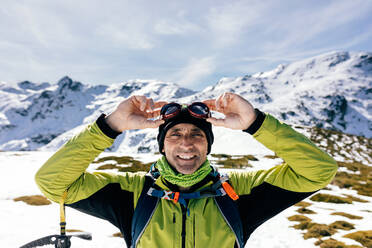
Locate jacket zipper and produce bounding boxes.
[181,205,187,248]
[213,198,241,248]
[173,213,176,248]
[133,198,160,248]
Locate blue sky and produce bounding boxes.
[1,0,372,90]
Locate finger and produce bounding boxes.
[221,92,230,108]
[202,99,217,111]
[137,96,147,111]
[143,119,165,129]
[215,94,224,112]
[145,98,155,111]
[150,98,155,110]
[145,100,167,117]
[153,101,168,109]
[206,117,226,127]
[133,95,148,111]
[146,108,162,118]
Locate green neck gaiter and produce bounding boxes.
[156,156,212,188]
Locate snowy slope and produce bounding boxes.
[194,51,371,138]
[0,51,371,153]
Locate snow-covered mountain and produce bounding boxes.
[0,77,196,151]
[0,51,371,152]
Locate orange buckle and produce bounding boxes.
[222,182,239,201]
[173,192,180,204]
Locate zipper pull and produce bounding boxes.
[222,182,239,201]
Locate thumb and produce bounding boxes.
[206,117,226,127]
[143,119,165,129]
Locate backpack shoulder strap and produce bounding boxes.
[214,172,245,248]
[130,173,159,248]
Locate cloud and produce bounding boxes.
[258,0,372,54]
[154,10,202,35]
[174,57,216,88]
[1,2,77,50]
[95,23,155,50]
[0,0,372,90]
[154,19,201,35]
[205,1,269,47]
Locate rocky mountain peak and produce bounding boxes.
[57,76,83,93]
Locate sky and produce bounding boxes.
[1,0,372,90]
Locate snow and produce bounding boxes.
[0,152,125,247]
[1,151,371,248]
[1,50,371,247]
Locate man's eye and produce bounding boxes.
[192,133,203,137]
[171,133,181,136]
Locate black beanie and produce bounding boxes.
[157,109,214,155]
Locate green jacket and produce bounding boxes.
[35,113,337,248]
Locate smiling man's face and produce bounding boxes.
[162,123,208,174]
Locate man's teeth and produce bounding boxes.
[178,155,195,159]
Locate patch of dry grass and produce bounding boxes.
[342,194,369,203]
[288,215,312,222]
[310,193,352,204]
[315,238,363,248]
[344,231,372,248]
[210,154,257,169]
[295,201,312,208]
[93,156,153,172]
[13,195,51,206]
[330,212,363,220]
[296,207,316,214]
[293,221,314,230]
[112,232,123,238]
[310,193,369,204]
[303,224,336,239]
[288,214,313,230]
[332,162,372,197]
[329,221,355,231]
[288,216,362,247]
[263,154,279,159]
[96,164,117,170]
[288,215,369,248]
[288,215,337,239]
[66,229,84,233]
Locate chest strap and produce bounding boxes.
[146,175,239,211]
[147,180,226,215]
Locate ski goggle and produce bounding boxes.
[160,102,211,120]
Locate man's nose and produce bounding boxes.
[179,135,194,147]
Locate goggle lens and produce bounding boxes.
[189,103,209,116]
[161,102,210,120]
[161,104,179,116]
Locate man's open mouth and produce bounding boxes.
[177,154,197,160]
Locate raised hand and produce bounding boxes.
[203,92,257,130]
[105,95,167,132]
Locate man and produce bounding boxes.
[35,92,337,248]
